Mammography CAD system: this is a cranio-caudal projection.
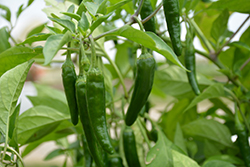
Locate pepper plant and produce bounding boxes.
[0,0,250,166]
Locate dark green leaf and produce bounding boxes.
[229,41,250,51]
[8,104,20,148]
[0,46,39,76]
[0,4,11,21]
[49,17,76,32]
[0,27,11,53]
[27,0,35,6]
[182,118,234,148]
[0,61,34,140]
[174,123,188,155]
[209,0,250,13]
[43,31,72,65]
[204,140,221,158]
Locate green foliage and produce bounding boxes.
[0,0,250,166]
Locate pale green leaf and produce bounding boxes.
[26,23,46,38]
[0,27,10,54]
[43,31,72,65]
[48,17,75,32]
[182,118,234,148]
[90,13,112,32]
[174,123,188,155]
[44,148,65,161]
[202,160,236,167]
[17,105,70,144]
[106,0,131,13]
[21,33,51,45]
[61,12,81,21]
[78,12,89,35]
[172,150,200,167]
[184,83,226,112]
[0,61,34,139]
[209,0,250,13]
[205,155,244,165]
[0,4,11,21]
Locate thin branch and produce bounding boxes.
[216,15,250,56]
[142,2,163,24]
[240,57,250,71]
[134,0,145,17]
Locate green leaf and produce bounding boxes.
[205,155,244,165]
[78,12,89,35]
[210,9,229,43]
[61,12,81,21]
[27,23,46,38]
[21,33,51,45]
[82,1,100,16]
[184,83,226,112]
[45,25,62,34]
[27,84,69,115]
[27,0,35,6]
[204,139,221,158]
[106,0,131,13]
[115,42,131,75]
[17,105,70,145]
[44,148,65,161]
[8,104,20,148]
[146,130,174,167]
[182,118,234,148]
[43,31,72,65]
[152,65,212,99]
[172,149,200,167]
[48,17,76,32]
[0,46,39,77]
[90,13,112,32]
[202,160,236,167]
[16,4,24,18]
[0,27,11,53]
[110,25,185,69]
[209,0,250,13]
[0,60,34,142]
[174,123,188,155]
[0,4,11,21]
[229,41,250,51]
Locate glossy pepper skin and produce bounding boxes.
[235,112,250,167]
[125,52,156,126]
[81,133,93,167]
[86,67,115,154]
[76,75,106,167]
[108,156,124,167]
[123,126,141,167]
[163,0,182,56]
[62,48,78,125]
[184,30,200,95]
[140,0,156,33]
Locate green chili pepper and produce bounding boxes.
[81,133,93,167]
[140,0,156,33]
[235,111,250,167]
[86,36,115,154]
[108,156,124,167]
[185,28,200,95]
[163,0,182,56]
[125,50,156,126]
[62,43,78,125]
[123,126,141,167]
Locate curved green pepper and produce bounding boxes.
[185,29,200,95]
[140,0,156,33]
[163,0,182,56]
[62,43,78,125]
[123,126,141,167]
[125,51,156,126]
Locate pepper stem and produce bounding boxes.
[66,42,71,61]
[89,35,97,68]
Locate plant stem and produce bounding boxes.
[133,16,144,31]
[89,35,97,68]
[96,43,129,98]
[216,15,250,56]
[0,145,25,167]
[134,0,145,17]
[240,57,250,71]
[137,119,151,149]
[188,19,215,54]
[141,2,163,24]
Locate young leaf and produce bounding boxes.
[44,148,65,161]
[78,12,89,35]
[0,60,34,143]
[182,118,235,148]
[16,4,24,18]
[21,33,52,45]
[210,9,229,43]
[174,123,188,155]
[106,0,131,13]
[61,12,81,21]
[0,46,40,76]
[43,31,72,65]
[26,23,46,38]
[48,17,75,32]
[0,27,11,53]
[90,13,112,32]
[0,4,11,22]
